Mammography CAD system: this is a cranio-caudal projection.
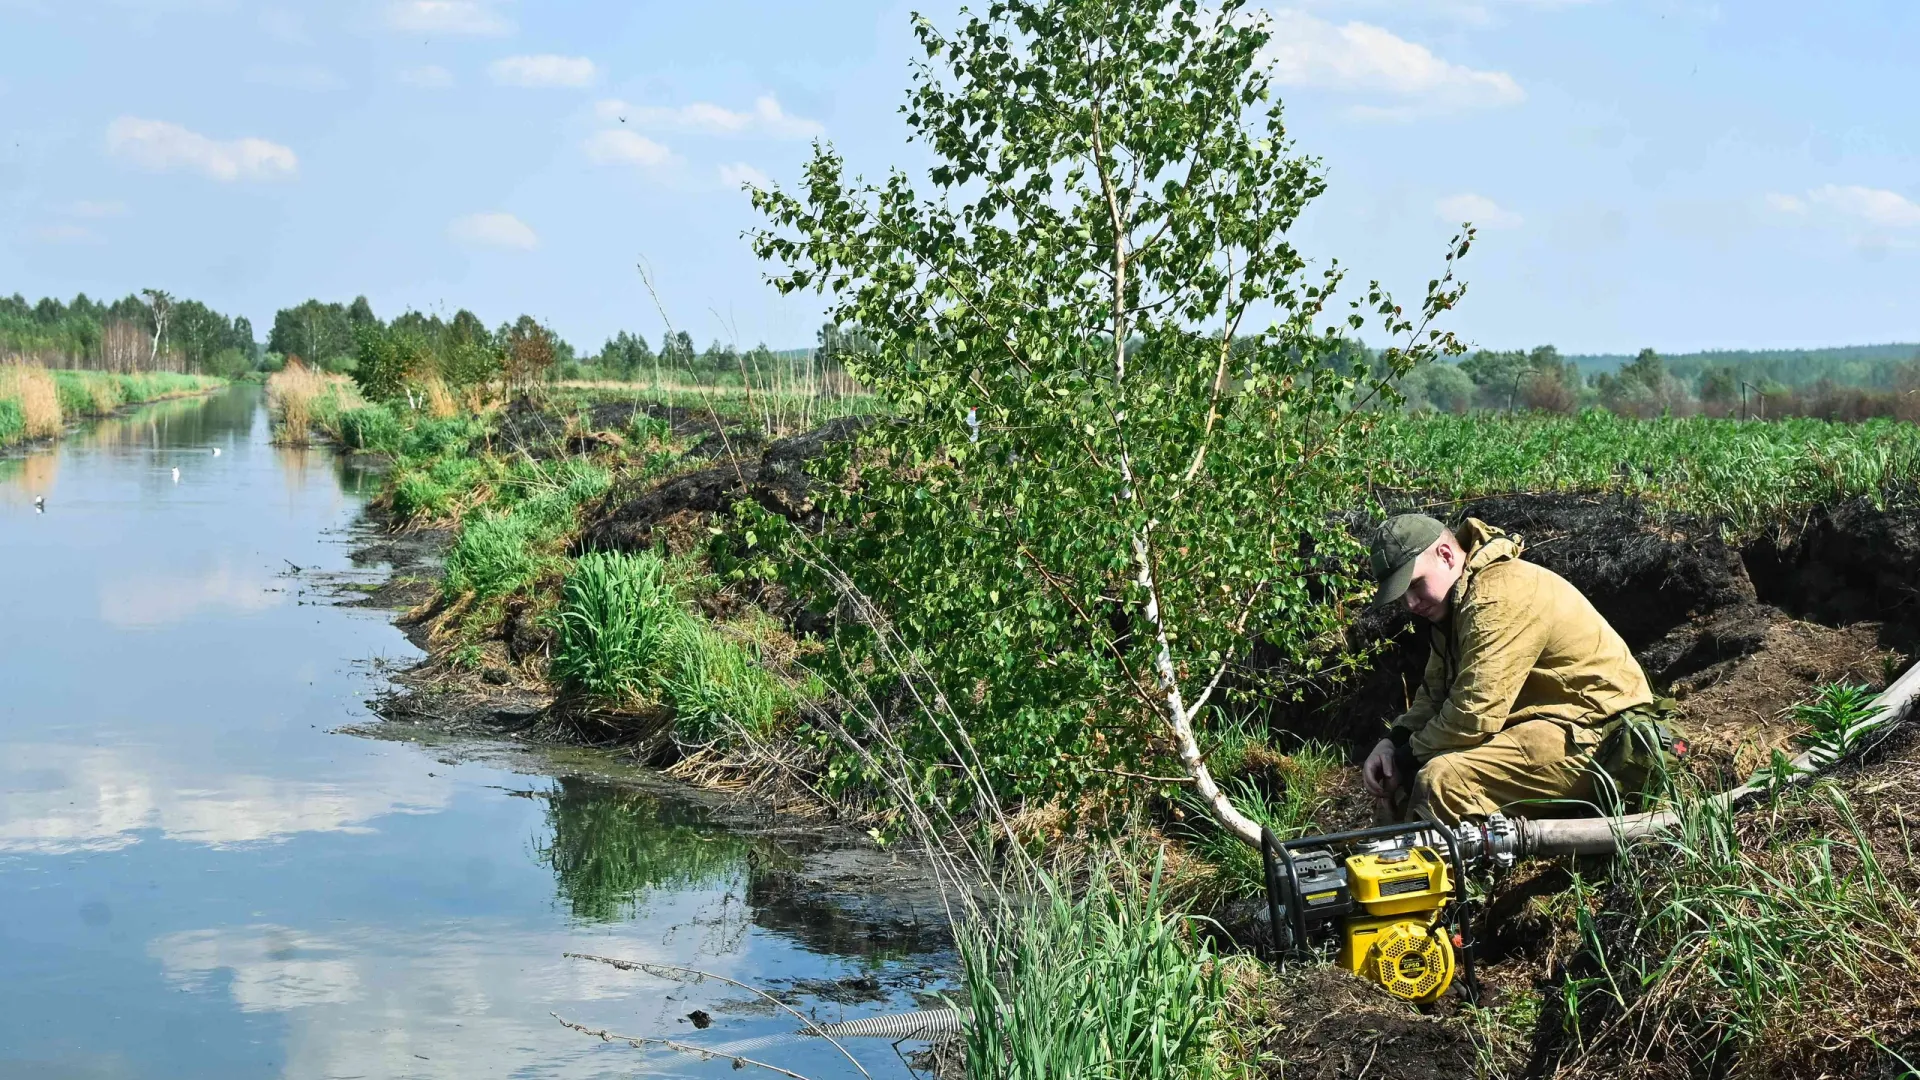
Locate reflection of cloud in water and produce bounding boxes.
[97,562,284,628]
[0,450,59,504]
[0,744,450,853]
[150,918,750,1080]
[154,926,360,1012]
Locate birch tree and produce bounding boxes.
[752,0,1468,843]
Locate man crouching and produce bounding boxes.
[1362,513,1655,826]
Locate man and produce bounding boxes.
[1361,513,1654,826]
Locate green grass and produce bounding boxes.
[1563,779,1920,1075]
[549,550,803,740]
[0,399,21,445]
[955,861,1226,1080]
[1370,411,1920,532]
[549,550,681,703]
[1181,742,1344,901]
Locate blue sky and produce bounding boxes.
[1,0,1913,355]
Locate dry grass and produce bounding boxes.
[420,375,458,419]
[267,362,357,446]
[0,363,63,439]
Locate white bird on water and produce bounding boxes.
[171,467,180,483]
[33,495,44,513]
[211,447,221,457]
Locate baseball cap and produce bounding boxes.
[1369,514,1445,606]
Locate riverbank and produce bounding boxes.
[329,387,1920,1078]
[0,365,227,448]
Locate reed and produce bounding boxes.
[420,375,458,419]
[266,362,357,446]
[0,363,63,441]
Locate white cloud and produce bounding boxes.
[584,129,677,169]
[1436,192,1522,229]
[1259,9,1525,113]
[448,211,538,250]
[1806,184,1920,229]
[718,163,771,190]
[400,65,455,88]
[70,199,129,218]
[386,0,513,36]
[595,94,824,139]
[105,117,298,182]
[30,224,101,245]
[488,54,596,89]
[1764,192,1807,215]
[244,63,345,91]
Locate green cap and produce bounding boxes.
[1369,514,1445,606]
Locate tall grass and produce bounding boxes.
[0,363,62,441]
[955,861,1226,1080]
[266,362,360,446]
[550,550,800,740]
[1181,742,1344,901]
[549,550,680,703]
[1560,779,1920,1077]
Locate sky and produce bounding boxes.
[0,0,1914,355]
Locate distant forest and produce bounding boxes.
[1399,342,1920,420]
[1568,343,1920,389]
[0,292,257,375]
[4,289,1912,418]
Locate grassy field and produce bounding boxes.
[1371,411,1920,532]
[0,365,225,447]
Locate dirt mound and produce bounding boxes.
[576,416,866,553]
[1249,967,1482,1080]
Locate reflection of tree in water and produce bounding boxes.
[536,778,751,923]
[0,451,57,505]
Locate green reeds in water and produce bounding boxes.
[955,861,1225,1080]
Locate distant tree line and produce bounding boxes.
[573,321,861,394]
[0,291,257,376]
[1398,342,1920,421]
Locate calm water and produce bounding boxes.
[0,386,945,1080]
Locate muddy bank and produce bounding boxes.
[340,510,960,954]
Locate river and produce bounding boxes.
[0,385,950,1080]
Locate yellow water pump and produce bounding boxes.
[1262,817,1518,1004]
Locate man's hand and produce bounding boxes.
[1363,738,1400,797]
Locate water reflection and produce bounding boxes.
[0,742,451,854]
[537,778,752,922]
[96,560,288,627]
[0,449,57,503]
[0,386,944,1080]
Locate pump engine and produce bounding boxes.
[1261,814,1521,1004]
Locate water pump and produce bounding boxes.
[1260,814,1522,1004]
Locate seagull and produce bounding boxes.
[172,467,180,483]
[33,495,44,513]
[211,447,221,457]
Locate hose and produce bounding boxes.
[1521,655,1920,857]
